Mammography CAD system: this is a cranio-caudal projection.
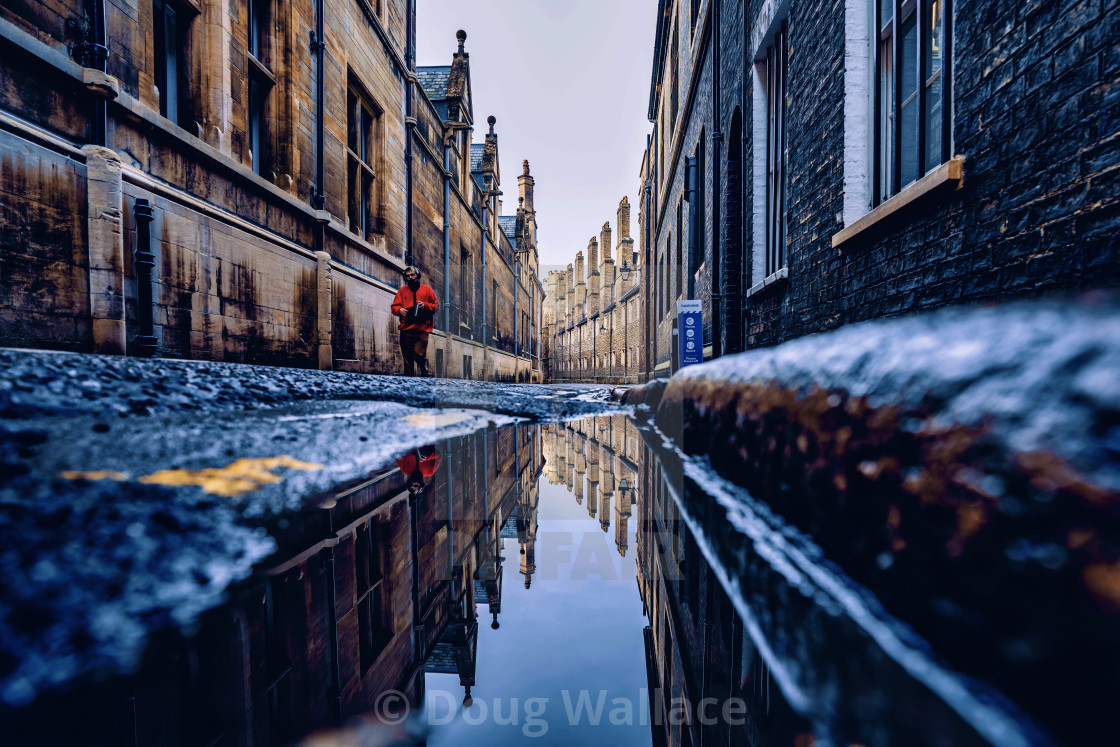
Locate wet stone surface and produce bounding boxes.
[0,351,623,717]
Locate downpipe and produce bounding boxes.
[404,0,416,267]
[711,0,723,360]
[132,199,157,356]
[481,187,490,381]
[442,138,452,338]
[310,0,325,212]
[322,546,342,721]
[685,155,697,299]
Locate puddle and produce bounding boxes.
[3,414,1054,746]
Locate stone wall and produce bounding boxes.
[0,0,541,380]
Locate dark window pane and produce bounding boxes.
[163,4,179,123]
[879,35,894,197]
[924,0,945,169]
[348,157,360,235]
[362,172,373,238]
[880,0,893,29]
[249,0,259,58]
[249,78,260,175]
[347,91,358,152]
[899,15,919,186]
[361,106,373,163]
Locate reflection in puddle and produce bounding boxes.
[7,416,833,746]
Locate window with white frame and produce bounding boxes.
[874,0,951,202]
[764,20,788,278]
[750,6,790,289]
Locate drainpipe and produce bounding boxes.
[132,199,157,357]
[480,182,491,381]
[514,256,520,379]
[404,0,416,267]
[311,0,325,212]
[322,546,342,721]
[643,157,653,382]
[443,139,452,338]
[711,0,723,360]
[686,155,697,300]
[408,487,422,663]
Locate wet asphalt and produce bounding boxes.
[0,349,624,709]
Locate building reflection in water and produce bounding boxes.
[9,415,808,747]
[7,424,544,746]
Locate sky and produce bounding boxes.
[416,0,657,271]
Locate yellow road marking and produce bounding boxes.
[135,455,324,497]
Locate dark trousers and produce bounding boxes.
[399,331,430,376]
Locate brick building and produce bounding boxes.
[640,0,1119,377]
[0,0,543,381]
[544,197,644,384]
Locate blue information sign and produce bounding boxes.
[677,300,703,368]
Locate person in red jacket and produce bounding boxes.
[397,445,442,494]
[391,266,440,377]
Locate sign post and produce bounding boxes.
[677,299,703,369]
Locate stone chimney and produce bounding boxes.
[617,196,631,240]
[518,160,534,214]
[600,221,612,262]
[617,197,635,296]
[587,237,600,316]
[566,263,575,326]
[574,251,586,318]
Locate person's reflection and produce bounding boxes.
[396,444,442,494]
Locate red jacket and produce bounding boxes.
[391,284,440,334]
[397,449,442,478]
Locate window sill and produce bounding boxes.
[247,54,276,86]
[746,267,789,298]
[833,156,964,250]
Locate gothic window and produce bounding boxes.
[459,250,471,337]
[153,0,191,126]
[874,0,951,202]
[347,78,383,239]
[356,519,392,671]
[246,0,273,176]
[764,21,789,277]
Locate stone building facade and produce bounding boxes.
[544,197,644,383]
[640,0,1119,378]
[0,0,543,381]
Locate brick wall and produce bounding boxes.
[642,0,1120,366]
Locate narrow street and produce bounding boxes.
[2,0,1119,744]
[7,292,1115,747]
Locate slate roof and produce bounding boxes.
[498,216,519,244]
[416,66,451,101]
[470,144,486,174]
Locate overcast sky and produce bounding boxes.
[416,0,657,271]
